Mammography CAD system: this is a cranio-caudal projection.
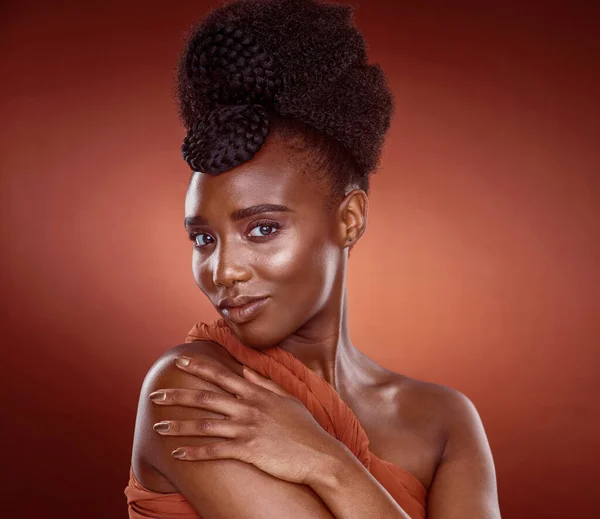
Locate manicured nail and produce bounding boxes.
[149,390,166,402]
[172,448,186,459]
[153,421,170,432]
[174,356,191,367]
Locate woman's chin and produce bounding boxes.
[227,315,289,350]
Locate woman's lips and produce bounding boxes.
[221,297,269,324]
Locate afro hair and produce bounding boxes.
[175,0,394,207]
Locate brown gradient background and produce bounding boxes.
[1,1,598,517]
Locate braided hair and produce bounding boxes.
[175,0,394,211]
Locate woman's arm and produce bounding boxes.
[308,446,413,518]
[426,389,502,519]
[132,341,335,518]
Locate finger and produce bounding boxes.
[149,388,247,416]
[153,418,241,438]
[171,439,242,461]
[242,366,293,398]
[173,355,258,399]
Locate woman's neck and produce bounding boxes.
[276,288,376,393]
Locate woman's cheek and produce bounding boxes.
[259,232,314,281]
[192,253,220,295]
[192,253,204,287]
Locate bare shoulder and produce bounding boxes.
[393,374,493,463]
[393,375,500,517]
[402,376,494,459]
[144,339,244,390]
[394,375,480,436]
[131,339,243,490]
[130,341,336,518]
[372,374,479,490]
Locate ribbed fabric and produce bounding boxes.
[125,318,427,518]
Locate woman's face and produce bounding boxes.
[184,135,347,348]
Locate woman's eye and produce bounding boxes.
[190,233,213,247]
[248,222,280,238]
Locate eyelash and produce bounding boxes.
[188,220,281,249]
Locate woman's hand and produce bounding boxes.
[149,355,346,486]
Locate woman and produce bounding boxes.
[126,0,501,517]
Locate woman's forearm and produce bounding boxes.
[308,445,412,519]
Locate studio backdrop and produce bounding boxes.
[1,1,598,518]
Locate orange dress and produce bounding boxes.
[125,318,428,518]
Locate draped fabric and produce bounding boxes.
[125,318,427,518]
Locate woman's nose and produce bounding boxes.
[211,243,251,287]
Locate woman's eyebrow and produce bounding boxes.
[184,204,294,228]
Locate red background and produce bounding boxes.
[1,1,598,517]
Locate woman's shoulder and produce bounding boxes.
[390,374,499,508]
[131,340,245,492]
[357,371,479,488]
[391,373,479,445]
[396,374,474,413]
[143,339,244,388]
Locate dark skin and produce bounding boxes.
[131,132,501,518]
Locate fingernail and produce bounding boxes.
[243,366,257,375]
[174,356,191,367]
[172,448,186,459]
[153,421,170,432]
[149,390,166,402]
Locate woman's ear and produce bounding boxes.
[338,189,368,249]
